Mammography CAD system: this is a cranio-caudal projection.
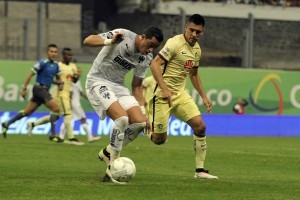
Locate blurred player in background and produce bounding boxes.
[147,14,218,179]
[1,44,63,142]
[27,47,84,145]
[83,26,163,183]
[59,67,101,143]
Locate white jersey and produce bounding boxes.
[71,80,86,120]
[87,28,153,85]
[71,80,83,107]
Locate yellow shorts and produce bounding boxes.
[148,90,200,133]
[53,95,71,115]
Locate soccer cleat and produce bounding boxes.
[1,123,8,139]
[88,136,101,143]
[49,135,64,143]
[65,138,84,146]
[194,169,218,179]
[98,148,110,166]
[27,122,34,137]
[102,167,126,185]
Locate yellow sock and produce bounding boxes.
[194,135,207,169]
[64,114,74,139]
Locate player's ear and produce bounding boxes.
[140,34,146,40]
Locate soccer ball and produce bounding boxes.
[110,157,136,182]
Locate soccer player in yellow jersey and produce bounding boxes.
[28,48,83,145]
[148,14,218,179]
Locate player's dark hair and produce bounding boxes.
[62,47,72,55]
[63,47,72,52]
[188,14,205,26]
[47,43,58,49]
[143,26,163,42]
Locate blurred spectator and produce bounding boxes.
[233,98,249,115]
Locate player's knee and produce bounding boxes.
[81,118,86,124]
[114,116,129,129]
[151,133,167,145]
[194,126,206,138]
[51,107,59,113]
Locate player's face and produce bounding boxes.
[63,50,73,64]
[139,36,161,55]
[47,47,58,61]
[184,22,204,46]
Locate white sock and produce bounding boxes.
[82,123,92,140]
[59,123,66,139]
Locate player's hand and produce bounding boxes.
[203,97,212,114]
[144,116,152,135]
[112,32,124,44]
[161,88,176,107]
[57,81,64,91]
[20,90,27,99]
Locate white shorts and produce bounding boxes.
[85,78,139,120]
[71,103,86,120]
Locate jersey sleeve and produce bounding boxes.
[77,81,83,92]
[158,38,178,61]
[98,28,127,40]
[32,59,44,74]
[194,48,201,67]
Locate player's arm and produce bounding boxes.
[20,71,35,99]
[55,74,64,91]
[150,55,173,106]
[83,32,124,47]
[132,75,145,106]
[189,67,212,113]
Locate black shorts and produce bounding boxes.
[30,84,52,105]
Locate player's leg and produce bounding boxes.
[27,115,50,137]
[174,91,218,179]
[86,82,128,163]
[73,103,100,142]
[58,122,67,140]
[80,117,100,142]
[44,98,62,142]
[120,95,146,146]
[2,101,39,138]
[186,116,217,179]
[147,96,170,145]
[60,96,84,145]
[98,95,146,165]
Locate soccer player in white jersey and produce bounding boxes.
[83,26,163,183]
[59,68,101,143]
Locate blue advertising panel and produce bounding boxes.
[1,111,299,137]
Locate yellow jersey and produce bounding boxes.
[156,34,201,96]
[53,62,78,97]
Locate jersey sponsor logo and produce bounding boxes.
[110,128,121,149]
[99,86,108,94]
[157,124,163,131]
[138,56,145,63]
[107,31,113,39]
[113,55,134,70]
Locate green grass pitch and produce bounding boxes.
[0,135,299,200]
